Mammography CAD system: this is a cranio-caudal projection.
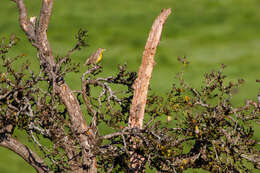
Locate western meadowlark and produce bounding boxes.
[84,48,106,65]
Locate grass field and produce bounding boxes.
[0,0,260,172]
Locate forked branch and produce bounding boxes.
[12,0,95,172]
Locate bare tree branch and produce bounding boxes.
[12,0,96,171]
[81,66,100,117]
[0,135,49,173]
[13,0,37,44]
[129,8,171,128]
[241,154,260,169]
[127,9,171,172]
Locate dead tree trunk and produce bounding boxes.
[129,8,171,128]
[128,8,171,171]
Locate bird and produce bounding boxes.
[84,48,106,65]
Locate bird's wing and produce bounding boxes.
[84,52,96,65]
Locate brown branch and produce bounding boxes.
[37,0,53,37]
[240,154,260,169]
[13,0,97,171]
[36,0,54,64]
[13,0,36,44]
[127,9,171,172]
[36,0,55,67]
[0,135,49,173]
[81,67,100,117]
[129,8,171,128]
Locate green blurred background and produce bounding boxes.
[0,0,259,172]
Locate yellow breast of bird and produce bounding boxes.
[96,52,103,63]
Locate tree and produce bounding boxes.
[0,0,259,172]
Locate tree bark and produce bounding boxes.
[0,136,49,173]
[11,0,97,172]
[128,8,171,172]
[129,8,171,128]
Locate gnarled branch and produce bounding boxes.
[12,0,96,172]
[12,0,36,43]
[0,135,49,173]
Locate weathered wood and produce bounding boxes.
[128,8,171,172]
[129,8,171,128]
[11,0,97,172]
[0,136,49,173]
